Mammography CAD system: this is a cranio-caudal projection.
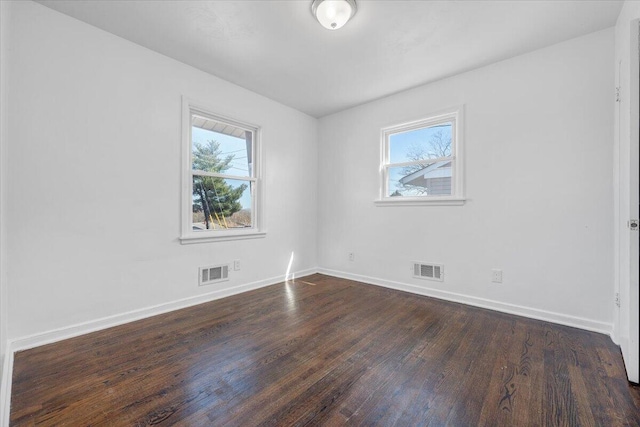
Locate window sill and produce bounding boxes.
[374,197,466,207]
[180,230,267,244]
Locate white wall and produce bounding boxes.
[5,1,318,341]
[318,29,615,332]
[614,0,639,383]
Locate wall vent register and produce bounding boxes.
[413,262,444,281]
[199,265,229,286]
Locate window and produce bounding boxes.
[377,107,464,206]
[181,98,264,243]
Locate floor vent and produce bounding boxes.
[199,264,229,286]
[413,262,444,281]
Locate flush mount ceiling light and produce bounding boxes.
[311,0,357,30]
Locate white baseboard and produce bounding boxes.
[0,345,13,427]
[8,266,613,353]
[317,268,613,336]
[11,267,318,353]
[611,321,620,345]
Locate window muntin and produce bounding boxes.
[182,100,263,242]
[380,108,463,203]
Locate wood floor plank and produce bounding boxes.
[10,274,640,426]
[477,317,518,426]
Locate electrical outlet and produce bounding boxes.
[348,252,355,262]
[233,260,241,271]
[492,269,503,283]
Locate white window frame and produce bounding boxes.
[180,97,265,243]
[376,106,465,206]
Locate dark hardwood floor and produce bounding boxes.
[10,274,640,426]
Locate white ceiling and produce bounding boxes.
[37,0,623,118]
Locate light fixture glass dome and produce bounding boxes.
[311,0,357,30]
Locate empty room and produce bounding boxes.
[0,0,639,425]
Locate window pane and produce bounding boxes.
[389,122,452,164]
[192,176,252,231]
[387,162,452,197]
[192,115,252,177]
